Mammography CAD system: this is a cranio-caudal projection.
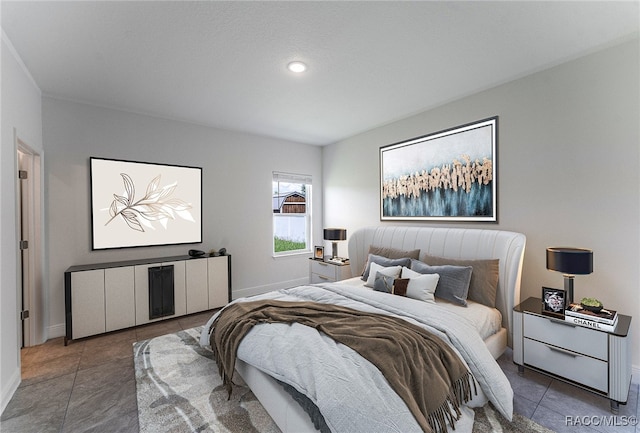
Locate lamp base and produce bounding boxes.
[331,242,339,260]
[563,275,575,308]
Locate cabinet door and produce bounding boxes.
[208,256,229,309]
[186,258,209,314]
[135,262,185,325]
[71,269,106,339]
[167,261,186,317]
[134,263,160,326]
[105,267,135,332]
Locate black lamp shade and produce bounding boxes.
[324,228,347,241]
[546,247,593,275]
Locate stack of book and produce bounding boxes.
[565,303,618,332]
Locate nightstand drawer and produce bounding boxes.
[524,313,607,360]
[310,273,335,284]
[310,260,337,279]
[524,338,608,392]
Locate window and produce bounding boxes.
[272,172,312,256]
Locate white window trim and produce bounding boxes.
[272,171,312,258]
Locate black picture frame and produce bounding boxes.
[542,287,566,317]
[90,157,203,250]
[380,116,497,221]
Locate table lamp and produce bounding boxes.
[546,247,593,306]
[324,228,347,260]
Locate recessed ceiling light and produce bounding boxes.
[287,61,307,73]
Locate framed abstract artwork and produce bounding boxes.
[90,157,202,250]
[380,116,498,221]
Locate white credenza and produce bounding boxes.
[64,254,231,344]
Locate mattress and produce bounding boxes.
[337,276,502,340]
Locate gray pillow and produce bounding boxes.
[421,254,499,308]
[409,259,472,306]
[373,272,396,293]
[368,245,420,261]
[361,254,412,281]
[360,246,420,277]
[373,273,411,297]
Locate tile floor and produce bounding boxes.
[0,310,214,433]
[497,349,639,433]
[1,313,638,433]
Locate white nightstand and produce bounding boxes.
[512,297,632,413]
[309,258,352,284]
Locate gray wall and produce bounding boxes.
[323,39,640,369]
[43,98,323,335]
[1,36,43,411]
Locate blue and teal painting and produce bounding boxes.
[381,121,495,219]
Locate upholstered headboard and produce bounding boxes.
[348,226,526,346]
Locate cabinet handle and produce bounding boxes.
[548,346,578,357]
[318,275,330,280]
[318,262,329,266]
[547,317,576,328]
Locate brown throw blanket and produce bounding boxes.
[210,300,475,433]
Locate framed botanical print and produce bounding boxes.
[90,157,202,250]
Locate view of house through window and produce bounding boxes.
[272,172,312,255]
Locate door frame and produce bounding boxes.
[16,135,44,347]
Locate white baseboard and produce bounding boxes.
[47,323,65,339]
[232,277,310,300]
[1,367,21,414]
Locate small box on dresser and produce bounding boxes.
[512,297,632,413]
[309,258,351,284]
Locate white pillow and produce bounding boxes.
[364,262,402,288]
[401,267,439,303]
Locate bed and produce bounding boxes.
[201,226,526,433]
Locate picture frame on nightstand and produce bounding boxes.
[314,246,324,260]
[542,287,565,317]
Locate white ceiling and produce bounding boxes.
[2,1,638,145]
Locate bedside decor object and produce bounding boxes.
[579,297,603,312]
[541,287,565,317]
[380,116,497,221]
[314,246,324,260]
[566,301,617,326]
[546,247,593,306]
[324,228,347,260]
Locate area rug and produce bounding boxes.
[134,328,554,433]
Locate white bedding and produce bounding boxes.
[201,283,513,433]
[337,276,503,340]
